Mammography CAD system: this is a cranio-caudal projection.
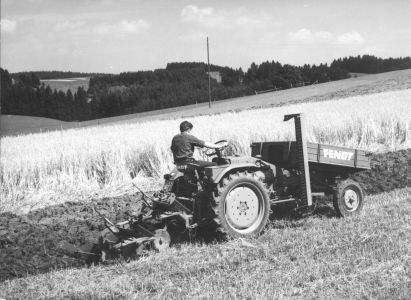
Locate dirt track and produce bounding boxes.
[0,149,410,282]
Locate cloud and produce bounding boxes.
[181,5,215,23]
[179,32,207,42]
[93,19,149,35]
[54,20,86,32]
[287,28,333,42]
[288,29,366,47]
[287,28,311,41]
[181,5,273,30]
[336,31,365,45]
[1,19,17,33]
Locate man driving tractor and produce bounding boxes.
[171,121,224,167]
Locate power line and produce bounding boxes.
[207,36,211,109]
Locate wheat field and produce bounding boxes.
[1,89,410,214]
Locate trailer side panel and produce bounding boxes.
[307,143,370,169]
[251,142,370,171]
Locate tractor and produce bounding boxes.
[93,113,370,261]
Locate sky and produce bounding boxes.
[1,0,411,73]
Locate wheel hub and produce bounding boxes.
[225,186,259,229]
[344,189,359,211]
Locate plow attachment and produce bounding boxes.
[89,184,196,263]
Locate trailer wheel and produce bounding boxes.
[333,179,364,217]
[213,172,270,237]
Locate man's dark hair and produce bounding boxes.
[180,121,193,132]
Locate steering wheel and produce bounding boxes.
[204,140,229,158]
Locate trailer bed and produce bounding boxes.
[251,141,371,171]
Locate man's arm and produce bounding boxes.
[204,141,224,149]
[187,134,223,149]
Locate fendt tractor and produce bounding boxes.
[94,113,370,261]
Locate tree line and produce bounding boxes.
[1,69,93,121]
[12,70,101,80]
[1,55,410,121]
[331,55,411,74]
[88,60,351,118]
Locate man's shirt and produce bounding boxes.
[171,133,205,163]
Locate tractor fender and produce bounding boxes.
[162,166,185,192]
[167,166,184,181]
[205,163,262,184]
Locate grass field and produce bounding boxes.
[40,77,90,93]
[1,188,409,299]
[0,114,70,136]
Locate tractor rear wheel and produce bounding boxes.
[213,172,270,237]
[333,179,364,217]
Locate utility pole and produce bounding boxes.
[207,36,211,108]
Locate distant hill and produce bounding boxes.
[2,55,410,123]
[2,69,410,136]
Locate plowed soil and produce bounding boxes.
[351,149,411,195]
[0,149,409,282]
[0,196,143,281]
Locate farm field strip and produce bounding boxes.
[39,77,90,93]
[1,89,410,214]
[41,77,89,82]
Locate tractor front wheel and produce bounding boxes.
[213,172,270,237]
[333,179,364,217]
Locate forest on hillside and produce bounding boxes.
[12,71,101,80]
[1,69,92,121]
[1,55,410,121]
